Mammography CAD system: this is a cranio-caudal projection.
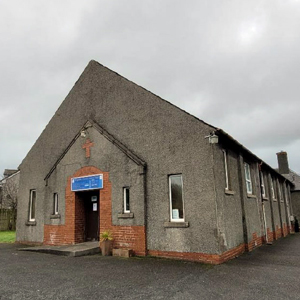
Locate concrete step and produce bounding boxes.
[19,241,100,257]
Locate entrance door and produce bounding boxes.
[84,190,100,241]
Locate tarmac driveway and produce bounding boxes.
[1,234,300,300]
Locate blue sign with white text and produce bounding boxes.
[71,174,103,191]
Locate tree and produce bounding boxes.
[0,172,19,230]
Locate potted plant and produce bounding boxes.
[99,230,113,256]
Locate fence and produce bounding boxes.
[0,209,16,231]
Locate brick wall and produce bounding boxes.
[43,164,291,263]
[44,166,146,256]
[74,193,85,243]
[98,170,146,256]
[111,226,146,256]
[149,231,270,265]
[282,223,288,237]
[246,232,263,252]
[266,227,274,243]
[149,243,246,265]
[273,225,282,240]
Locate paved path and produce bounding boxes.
[0,234,300,299]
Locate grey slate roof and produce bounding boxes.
[18,60,294,187]
[281,170,300,191]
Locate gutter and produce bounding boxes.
[215,129,294,187]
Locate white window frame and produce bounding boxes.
[284,184,292,219]
[223,150,229,190]
[169,174,185,222]
[29,189,36,222]
[244,163,253,194]
[278,181,283,202]
[270,178,276,200]
[53,193,59,215]
[284,184,289,204]
[123,187,130,213]
[260,172,266,198]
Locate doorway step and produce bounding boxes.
[19,241,100,257]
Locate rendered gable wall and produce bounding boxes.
[16,60,294,263]
[16,61,220,257]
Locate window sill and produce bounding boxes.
[247,194,257,199]
[280,200,284,203]
[225,189,235,195]
[118,213,134,219]
[50,214,61,219]
[164,221,189,228]
[262,197,269,201]
[273,199,277,202]
[25,221,36,226]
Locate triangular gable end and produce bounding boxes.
[44,119,146,184]
[20,60,216,176]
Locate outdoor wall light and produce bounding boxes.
[80,130,87,138]
[205,132,219,144]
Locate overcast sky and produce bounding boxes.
[1,0,300,176]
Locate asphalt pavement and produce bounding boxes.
[0,234,300,299]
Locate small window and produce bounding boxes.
[278,182,283,201]
[244,163,252,194]
[284,185,288,203]
[284,184,290,207]
[53,193,59,215]
[270,178,276,200]
[223,150,230,190]
[29,190,36,221]
[169,174,184,222]
[123,187,130,213]
[260,172,266,198]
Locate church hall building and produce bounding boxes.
[16,60,295,264]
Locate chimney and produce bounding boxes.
[3,169,18,178]
[276,151,290,174]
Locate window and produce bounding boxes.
[260,172,266,198]
[244,163,252,194]
[53,193,58,215]
[285,184,291,208]
[223,150,230,190]
[29,190,36,221]
[270,178,276,200]
[278,182,283,201]
[123,187,130,213]
[169,174,184,222]
[284,185,289,203]
[285,184,292,221]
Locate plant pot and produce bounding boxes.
[100,240,113,256]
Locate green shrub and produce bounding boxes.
[100,230,113,242]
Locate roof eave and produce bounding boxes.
[216,128,294,186]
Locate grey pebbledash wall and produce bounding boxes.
[16,60,221,254]
[16,60,294,261]
[44,127,145,227]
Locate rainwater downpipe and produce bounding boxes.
[206,132,222,254]
[258,162,269,244]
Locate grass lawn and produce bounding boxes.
[0,231,16,243]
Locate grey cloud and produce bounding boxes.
[1,0,300,174]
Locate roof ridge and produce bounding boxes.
[90,60,217,131]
